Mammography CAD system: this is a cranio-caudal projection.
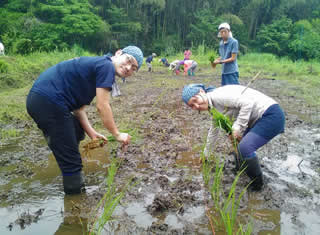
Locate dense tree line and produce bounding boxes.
[1,0,320,60]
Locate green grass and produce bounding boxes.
[0,86,31,124]
[0,50,93,125]
[0,49,93,91]
[239,53,320,105]
[0,128,20,140]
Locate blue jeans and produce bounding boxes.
[222,72,239,86]
[238,104,285,159]
[26,91,84,175]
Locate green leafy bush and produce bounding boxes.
[15,38,33,55]
[0,60,9,73]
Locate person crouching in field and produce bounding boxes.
[26,46,143,194]
[183,60,198,76]
[159,58,170,67]
[211,23,240,86]
[182,84,285,191]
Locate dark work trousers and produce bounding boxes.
[26,91,85,175]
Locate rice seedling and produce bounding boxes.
[204,155,251,234]
[200,123,251,234]
[209,108,233,135]
[87,157,136,235]
[219,167,248,235]
[210,157,225,208]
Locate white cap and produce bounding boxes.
[217,23,232,38]
[218,22,230,31]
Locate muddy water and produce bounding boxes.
[0,145,108,235]
[1,68,320,234]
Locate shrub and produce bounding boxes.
[0,60,9,73]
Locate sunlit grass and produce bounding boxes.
[0,86,30,124]
[239,53,320,105]
[0,50,92,91]
[0,128,20,140]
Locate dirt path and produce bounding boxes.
[0,66,320,234]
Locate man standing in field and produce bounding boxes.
[26,46,143,194]
[212,23,240,85]
[146,53,157,72]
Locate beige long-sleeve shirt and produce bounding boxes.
[206,85,277,135]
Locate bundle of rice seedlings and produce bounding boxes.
[209,55,217,68]
[209,55,215,63]
[209,108,233,135]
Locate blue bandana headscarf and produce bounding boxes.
[122,46,144,70]
[182,84,215,104]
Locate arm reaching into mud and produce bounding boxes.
[73,106,107,140]
[96,87,131,145]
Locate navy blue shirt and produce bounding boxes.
[146,55,153,63]
[31,56,115,111]
[219,37,239,74]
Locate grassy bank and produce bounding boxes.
[239,53,320,105]
[0,50,92,127]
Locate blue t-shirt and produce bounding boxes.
[146,55,153,63]
[219,37,239,74]
[31,56,115,111]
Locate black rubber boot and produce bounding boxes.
[244,157,263,191]
[63,172,85,195]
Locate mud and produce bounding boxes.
[0,66,320,234]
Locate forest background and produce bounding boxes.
[1,0,320,61]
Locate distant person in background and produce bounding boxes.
[211,23,239,86]
[184,48,192,60]
[146,53,157,72]
[174,60,185,75]
[159,58,170,67]
[168,60,180,74]
[26,46,143,194]
[0,42,5,56]
[184,60,198,76]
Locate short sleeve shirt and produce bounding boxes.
[146,55,153,63]
[30,56,115,111]
[219,37,239,74]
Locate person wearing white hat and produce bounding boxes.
[146,53,157,72]
[212,22,239,86]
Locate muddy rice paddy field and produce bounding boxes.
[0,65,320,235]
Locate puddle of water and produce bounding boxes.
[124,202,156,228]
[262,126,320,233]
[0,144,111,235]
[267,127,320,197]
[175,151,201,168]
[280,210,320,235]
[164,213,184,229]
